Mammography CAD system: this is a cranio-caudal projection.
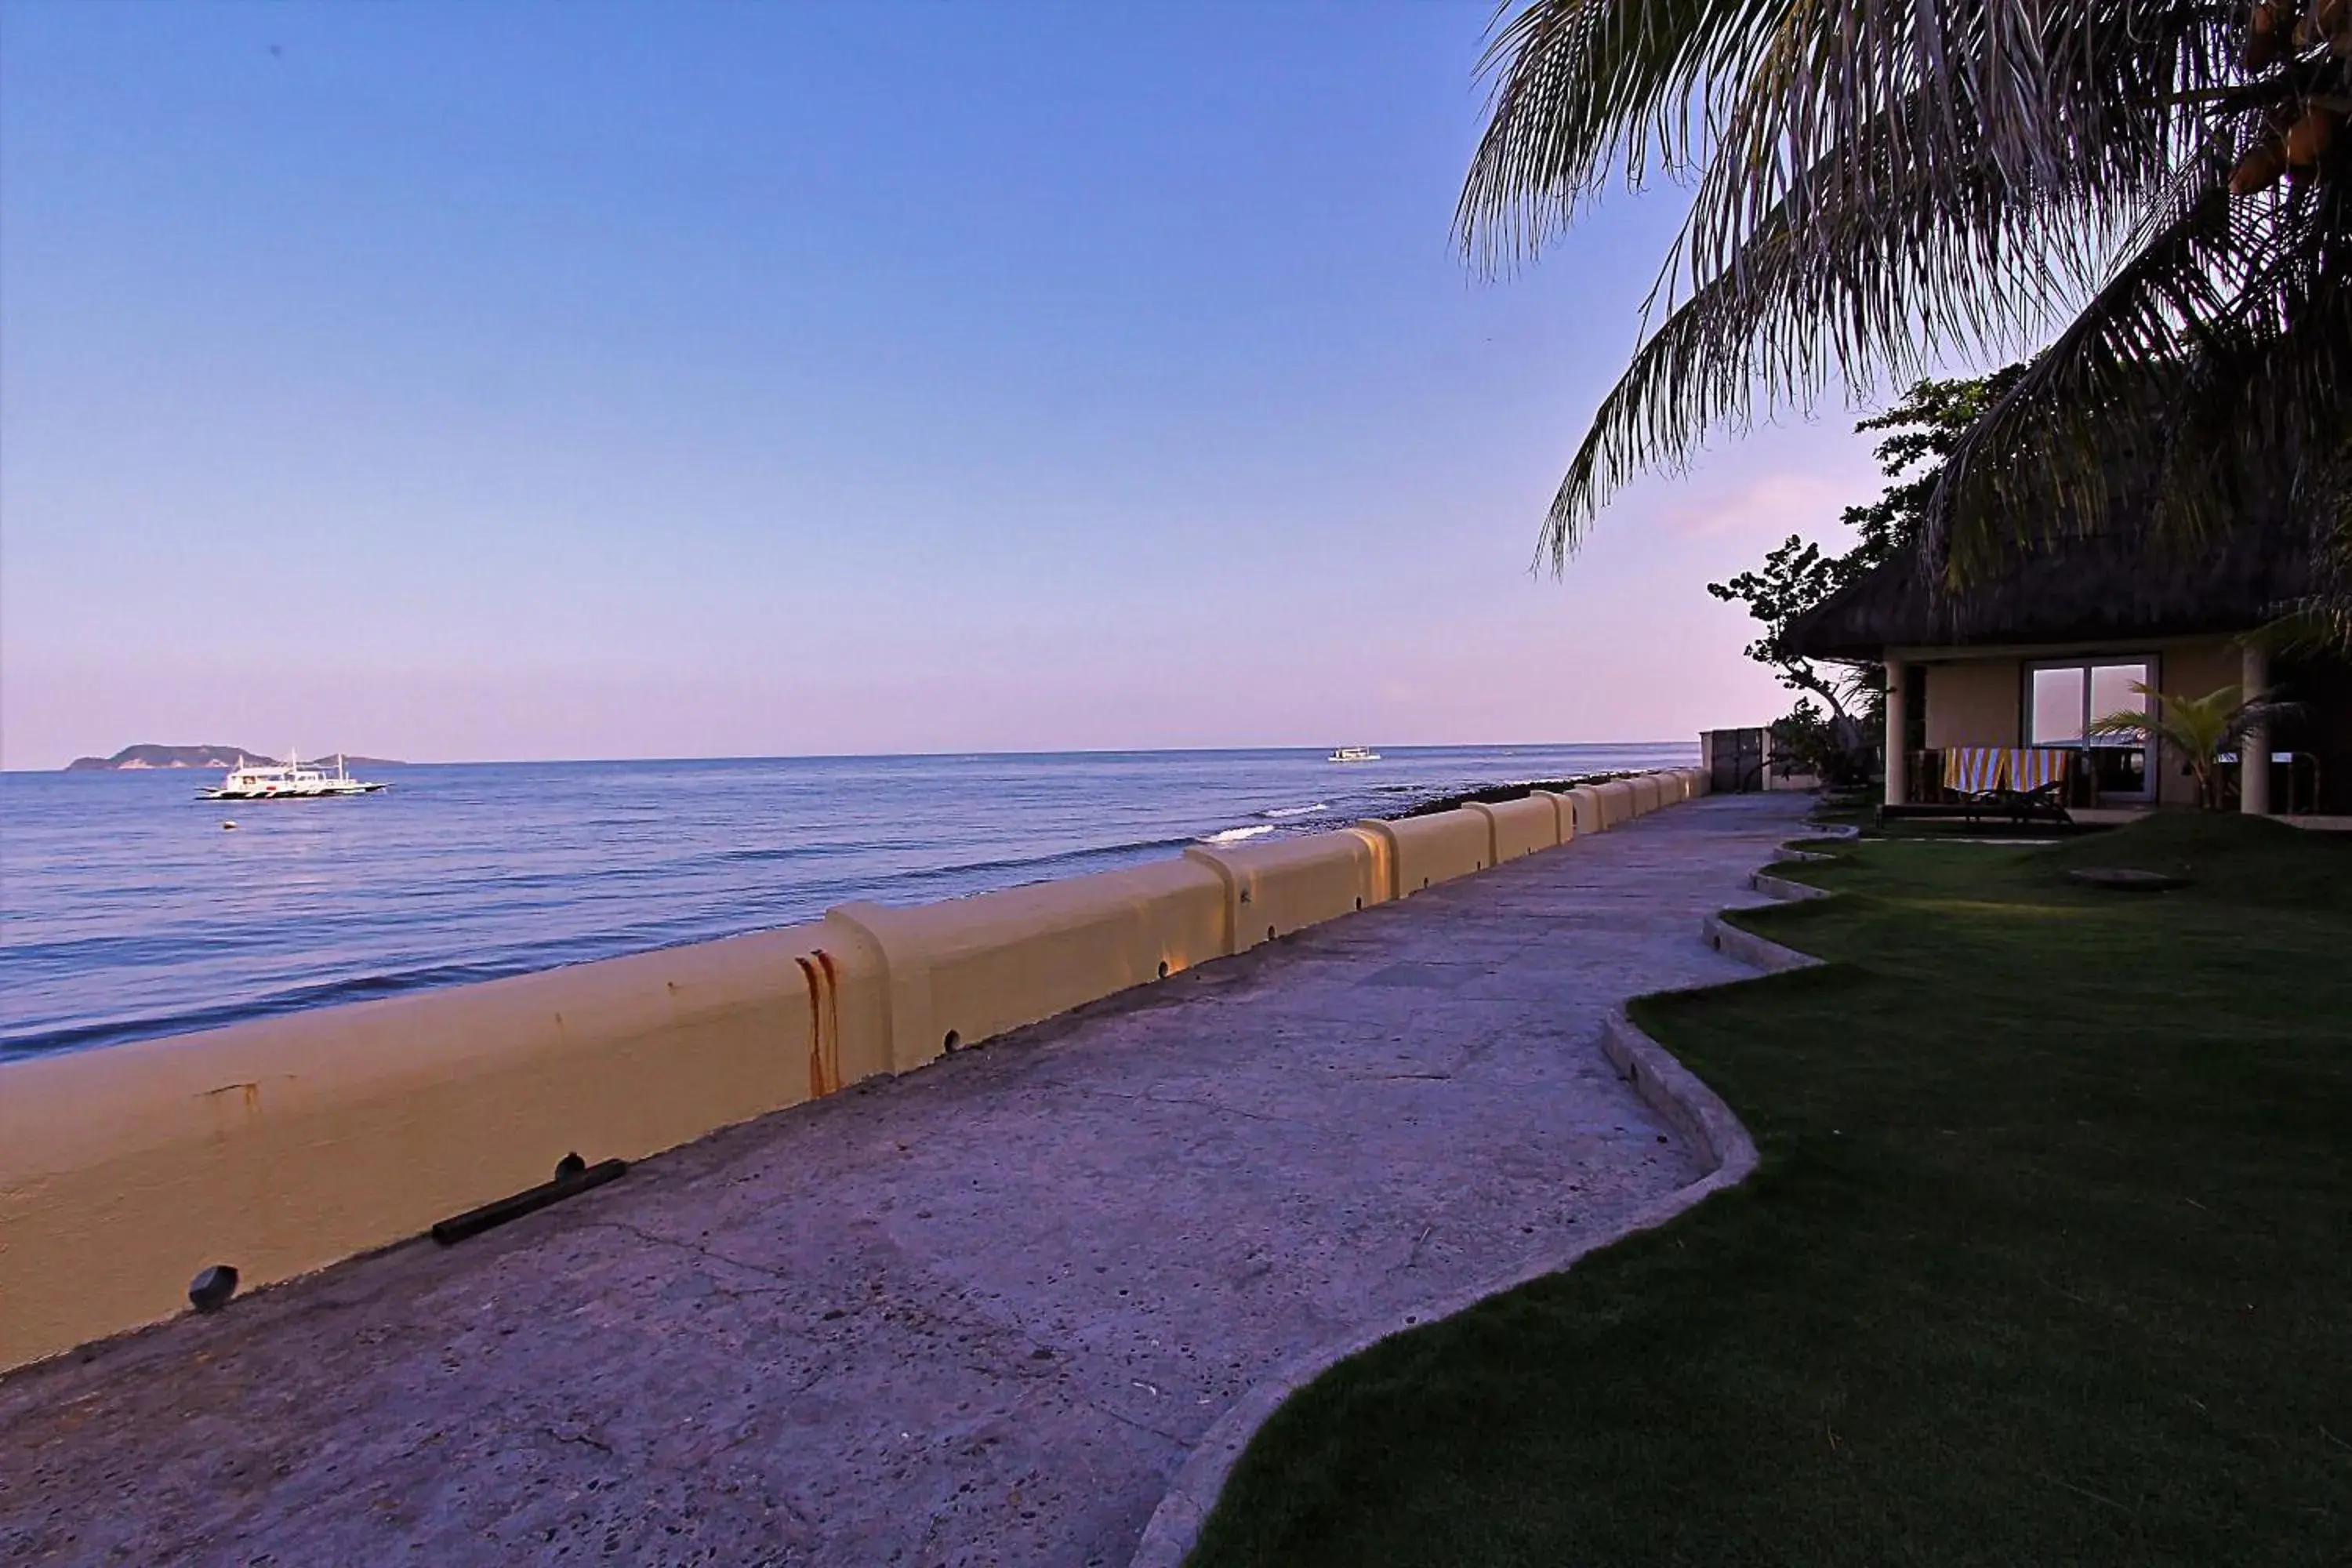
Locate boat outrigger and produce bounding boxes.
[200,752,387,801]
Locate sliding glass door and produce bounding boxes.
[2026,659,2155,800]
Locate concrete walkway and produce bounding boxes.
[0,793,1809,1567]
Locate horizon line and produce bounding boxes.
[11,737,1704,775]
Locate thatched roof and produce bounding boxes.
[1784,526,2316,660]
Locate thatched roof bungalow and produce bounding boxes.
[1785,529,2351,815]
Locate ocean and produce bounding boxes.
[0,742,1693,1062]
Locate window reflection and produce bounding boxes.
[2089,662,2150,727]
[2030,667,2086,744]
[2026,658,2155,800]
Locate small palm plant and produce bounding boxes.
[2088,683,2302,810]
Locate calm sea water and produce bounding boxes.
[0,743,1691,1062]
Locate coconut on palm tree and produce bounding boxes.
[1460,1,2350,617]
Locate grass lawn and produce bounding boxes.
[1186,813,2352,1566]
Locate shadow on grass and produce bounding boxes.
[1185,815,2352,1566]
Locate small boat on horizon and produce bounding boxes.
[199,752,388,801]
[1326,746,1381,764]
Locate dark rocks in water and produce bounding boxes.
[1396,774,1636,820]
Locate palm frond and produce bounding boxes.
[1924,152,2249,576]
[1668,0,2212,292]
[1927,149,2352,580]
[1537,83,2088,566]
[1465,0,2220,283]
[1458,0,1792,273]
[1467,0,2347,577]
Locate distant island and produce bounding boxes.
[65,745,407,772]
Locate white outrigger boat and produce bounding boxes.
[1326,746,1382,764]
[200,751,387,801]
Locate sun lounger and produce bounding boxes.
[1880,747,2075,828]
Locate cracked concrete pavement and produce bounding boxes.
[0,792,1808,1566]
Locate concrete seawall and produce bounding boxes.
[0,768,1709,1371]
[0,787,1799,1567]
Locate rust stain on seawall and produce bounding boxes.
[199,1082,263,1113]
[799,950,845,1101]
[198,1080,267,1141]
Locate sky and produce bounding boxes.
[0,2,1895,771]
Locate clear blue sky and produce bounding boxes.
[1,1,1886,769]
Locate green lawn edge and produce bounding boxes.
[1183,813,2352,1566]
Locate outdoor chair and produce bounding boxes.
[1878,746,2075,829]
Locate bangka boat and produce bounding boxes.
[199,752,387,800]
[1326,746,1381,764]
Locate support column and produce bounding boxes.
[1883,658,1909,807]
[2241,643,2271,816]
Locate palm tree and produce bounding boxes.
[1458,1,2351,597]
[2087,680,2302,808]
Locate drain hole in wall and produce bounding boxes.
[1354,898,1363,910]
[1421,877,1430,889]
[1266,925,1276,942]
[188,1264,239,1312]
[943,1030,961,1052]
[1157,961,1169,979]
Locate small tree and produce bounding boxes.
[1765,696,1853,786]
[1708,533,1878,771]
[1708,368,2022,782]
[2088,682,2303,811]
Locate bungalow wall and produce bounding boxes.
[1912,637,2245,808]
[1923,662,2020,750]
[2154,641,2240,808]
